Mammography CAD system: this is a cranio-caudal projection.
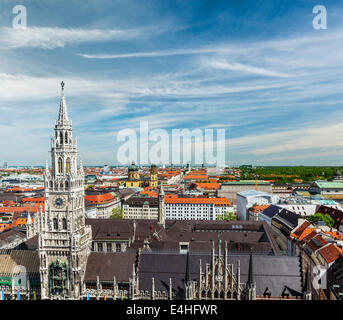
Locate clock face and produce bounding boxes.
[53,196,66,209]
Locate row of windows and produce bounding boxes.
[56,131,71,145]
[92,242,122,253]
[48,180,83,189]
[57,157,72,174]
[53,218,67,230]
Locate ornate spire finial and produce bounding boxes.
[58,81,69,123]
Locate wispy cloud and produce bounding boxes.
[0,27,144,49]
[203,58,291,78]
[78,47,232,59]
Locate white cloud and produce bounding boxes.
[228,120,343,157]
[0,27,143,49]
[203,59,291,78]
[79,47,232,59]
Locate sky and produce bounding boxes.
[1,0,343,166]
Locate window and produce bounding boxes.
[62,218,67,230]
[98,243,103,252]
[53,218,58,230]
[58,158,63,173]
[107,243,112,252]
[116,243,121,252]
[66,158,71,173]
[60,131,63,144]
[65,132,68,144]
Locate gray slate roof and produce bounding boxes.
[138,252,302,297]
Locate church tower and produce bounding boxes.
[149,164,158,188]
[38,82,92,300]
[158,185,165,227]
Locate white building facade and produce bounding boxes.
[164,197,233,220]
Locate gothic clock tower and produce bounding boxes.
[38,82,92,300]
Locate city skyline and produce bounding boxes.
[1,0,343,166]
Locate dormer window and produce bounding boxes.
[179,242,189,254]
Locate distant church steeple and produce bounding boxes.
[158,185,165,227]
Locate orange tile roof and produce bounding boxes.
[184,175,208,180]
[0,206,41,214]
[195,183,220,190]
[249,204,271,213]
[291,221,312,240]
[165,197,231,206]
[318,243,343,264]
[22,196,44,203]
[12,218,27,227]
[0,224,11,232]
[85,193,116,204]
[307,234,328,251]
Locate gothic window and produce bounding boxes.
[62,218,67,230]
[65,132,68,144]
[60,131,63,145]
[60,182,64,189]
[65,180,69,188]
[49,259,68,296]
[49,181,53,189]
[58,158,63,173]
[53,218,58,230]
[66,158,71,173]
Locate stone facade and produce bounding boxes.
[38,82,92,299]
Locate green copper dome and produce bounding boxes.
[128,161,138,171]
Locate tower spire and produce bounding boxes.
[58,81,69,124]
[244,248,256,300]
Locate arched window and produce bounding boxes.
[58,158,63,173]
[65,180,69,188]
[60,131,63,144]
[60,182,63,189]
[49,181,53,189]
[62,218,67,230]
[53,218,58,230]
[65,132,68,144]
[66,158,71,173]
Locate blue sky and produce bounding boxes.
[1,0,343,166]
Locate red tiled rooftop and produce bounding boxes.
[318,243,343,264]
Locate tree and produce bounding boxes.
[216,211,237,221]
[110,206,124,219]
[306,213,334,228]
